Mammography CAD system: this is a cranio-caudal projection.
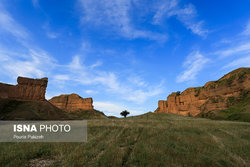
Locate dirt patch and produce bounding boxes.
[27,158,55,167]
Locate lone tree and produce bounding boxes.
[120,110,130,118]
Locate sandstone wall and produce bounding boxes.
[0,76,48,101]
[155,68,250,116]
[155,100,167,113]
[49,93,94,112]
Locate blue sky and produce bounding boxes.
[0,0,250,117]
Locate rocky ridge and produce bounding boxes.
[49,93,94,112]
[154,68,250,117]
[0,76,48,101]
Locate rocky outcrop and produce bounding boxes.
[0,76,48,101]
[154,68,250,116]
[49,93,94,112]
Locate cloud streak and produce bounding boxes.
[79,0,169,42]
[217,42,250,58]
[0,5,28,40]
[153,1,208,37]
[223,56,250,69]
[78,0,207,41]
[176,51,209,83]
[0,48,55,79]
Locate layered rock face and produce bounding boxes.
[154,68,250,116]
[0,76,48,101]
[49,93,94,112]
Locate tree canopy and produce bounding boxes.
[120,110,130,118]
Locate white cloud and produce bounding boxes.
[81,41,92,51]
[42,22,60,39]
[223,56,250,69]
[47,32,58,39]
[68,55,83,70]
[54,75,70,81]
[176,51,209,83]
[217,42,250,57]
[153,0,178,24]
[0,49,55,78]
[127,75,147,87]
[90,61,102,69]
[85,90,98,95]
[0,5,28,40]
[153,1,208,37]
[78,0,167,42]
[32,0,39,8]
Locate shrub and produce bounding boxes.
[228,96,235,103]
[176,91,181,96]
[209,97,219,103]
[194,87,201,97]
[219,75,236,86]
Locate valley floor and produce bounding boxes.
[0,113,249,167]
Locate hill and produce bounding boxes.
[155,67,250,122]
[0,99,69,120]
[0,113,249,166]
[0,99,107,120]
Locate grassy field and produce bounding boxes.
[0,113,249,167]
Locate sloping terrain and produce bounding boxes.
[0,113,249,167]
[0,99,69,120]
[0,99,107,120]
[67,109,107,119]
[198,88,250,122]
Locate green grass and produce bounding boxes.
[0,113,249,167]
[67,109,107,119]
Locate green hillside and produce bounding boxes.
[0,113,249,167]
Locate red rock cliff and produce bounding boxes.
[49,93,94,112]
[0,76,48,101]
[154,68,250,116]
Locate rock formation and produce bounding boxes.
[49,93,94,112]
[154,68,250,116]
[0,76,48,101]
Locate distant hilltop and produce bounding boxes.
[155,67,250,120]
[49,93,94,112]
